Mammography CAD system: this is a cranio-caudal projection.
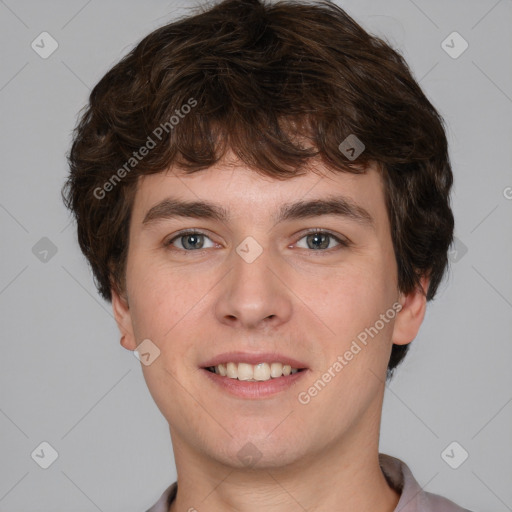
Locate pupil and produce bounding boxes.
[185,234,202,250]
[309,233,328,250]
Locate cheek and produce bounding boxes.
[301,252,397,372]
[125,253,189,341]
[301,259,384,330]
[125,255,220,364]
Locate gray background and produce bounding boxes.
[1,0,511,510]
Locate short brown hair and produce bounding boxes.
[62,0,454,377]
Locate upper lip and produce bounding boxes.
[201,352,308,369]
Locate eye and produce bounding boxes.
[164,229,350,253]
[295,229,349,251]
[165,230,215,251]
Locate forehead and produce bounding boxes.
[131,156,387,231]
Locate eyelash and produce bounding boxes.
[164,228,350,253]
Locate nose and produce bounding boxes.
[214,242,293,331]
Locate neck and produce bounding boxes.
[168,406,400,512]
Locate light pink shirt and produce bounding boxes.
[146,453,473,512]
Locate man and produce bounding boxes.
[62,0,472,510]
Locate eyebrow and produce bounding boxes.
[142,195,375,230]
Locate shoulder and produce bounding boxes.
[422,489,475,512]
[145,481,177,512]
[379,453,475,512]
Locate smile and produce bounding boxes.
[206,362,305,381]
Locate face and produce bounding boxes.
[112,153,426,470]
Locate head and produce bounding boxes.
[62,0,453,469]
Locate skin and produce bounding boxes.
[112,151,428,512]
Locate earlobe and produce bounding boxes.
[111,287,137,351]
[391,276,429,346]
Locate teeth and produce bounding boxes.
[209,362,302,381]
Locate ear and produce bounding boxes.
[392,276,429,346]
[111,287,138,351]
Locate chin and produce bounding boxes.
[209,430,307,470]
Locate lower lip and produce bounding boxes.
[201,368,309,399]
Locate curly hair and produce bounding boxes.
[62,0,454,378]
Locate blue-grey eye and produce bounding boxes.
[167,231,215,251]
[296,231,346,250]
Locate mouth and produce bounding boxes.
[201,364,309,399]
[199,352,309,398]
[203,363,307,382]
